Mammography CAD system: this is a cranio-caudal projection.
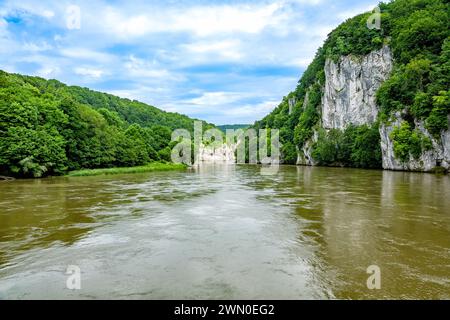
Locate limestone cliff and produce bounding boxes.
[297,45,450,172]
[321,46,393,130]
[297,46,393,166]
[380,113,450,171]
[196,143,235,163]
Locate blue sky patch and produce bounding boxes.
[0,0,380,125]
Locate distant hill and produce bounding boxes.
[217,124,250,132]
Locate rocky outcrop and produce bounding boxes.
[298,46,394,166]
[380,113,450,171]
[196,143,235,163]
[322,45,393,130]
[297,45,450,172]
[297,130,318,166]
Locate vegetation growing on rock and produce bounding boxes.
[253,0,449,168]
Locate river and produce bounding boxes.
[0,164,449,299]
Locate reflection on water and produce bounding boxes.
[0,165,449,299]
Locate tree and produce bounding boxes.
[0,70,204,177]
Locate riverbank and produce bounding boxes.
[66,162,187,177]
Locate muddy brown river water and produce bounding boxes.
[0,164,449,299]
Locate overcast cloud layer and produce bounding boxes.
[0,0,379,125]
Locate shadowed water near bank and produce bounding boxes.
[0,165,449,299]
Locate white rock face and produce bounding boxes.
[298,46,394,166]
[379,114,402,170]
[322,45,393,130]
[380,113,450,171]
[196,143,235,163]
[297,130,318,166]
[293,44,448,172]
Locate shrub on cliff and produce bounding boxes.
[252,0,449,168]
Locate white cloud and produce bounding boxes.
[188,92,248,106]
[336,4,377,20]
[172,3,284,36]
[107,86,167,101]
[124,55,174,79]
[106,13,150,38]
[0,0,383,124]
[60,48,114,63]
[37,66,60,78]
[74,67,104,78]
[289,0,323,5]
[225,100,279,118]
[98,2,286,38]
[163,97,280,125]
[290,57,314,68]
[23,41,53,52]
[0,2,56,20]
[41,9,54,19]
[182,39,243,61]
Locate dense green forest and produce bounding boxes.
[0,71,213,178]
[253,0,450,167]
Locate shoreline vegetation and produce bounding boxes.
[1,162,446,180]
[0,70,214,179]
[66,162,187,177]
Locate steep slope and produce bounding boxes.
[253,0,449,172]
[0,71,213,177]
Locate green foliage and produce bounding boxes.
[97,108,126,128]
[386,0,449,64]
[0,70,209,177]
[425,90,450,138]
[67,162,187,177]
[157,147,172,162]
[377,54,449,139]
[0,127,67,177]
[377,57,434,116]
[293,84,322,147]
[252,0,449,169]
[311,125,382,168]
[18,157,48,178]
[0,78,69,177]
[294,48,326,99]
[281,141,297,164]
[350,125,383,168]
[376,0,449,143]
[250,1,388,168]
[411,91,433,119]
[311,129,340,166]
[390,121,433,162]
[324,12,384,61]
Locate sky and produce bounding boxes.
[0,0,380,125]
